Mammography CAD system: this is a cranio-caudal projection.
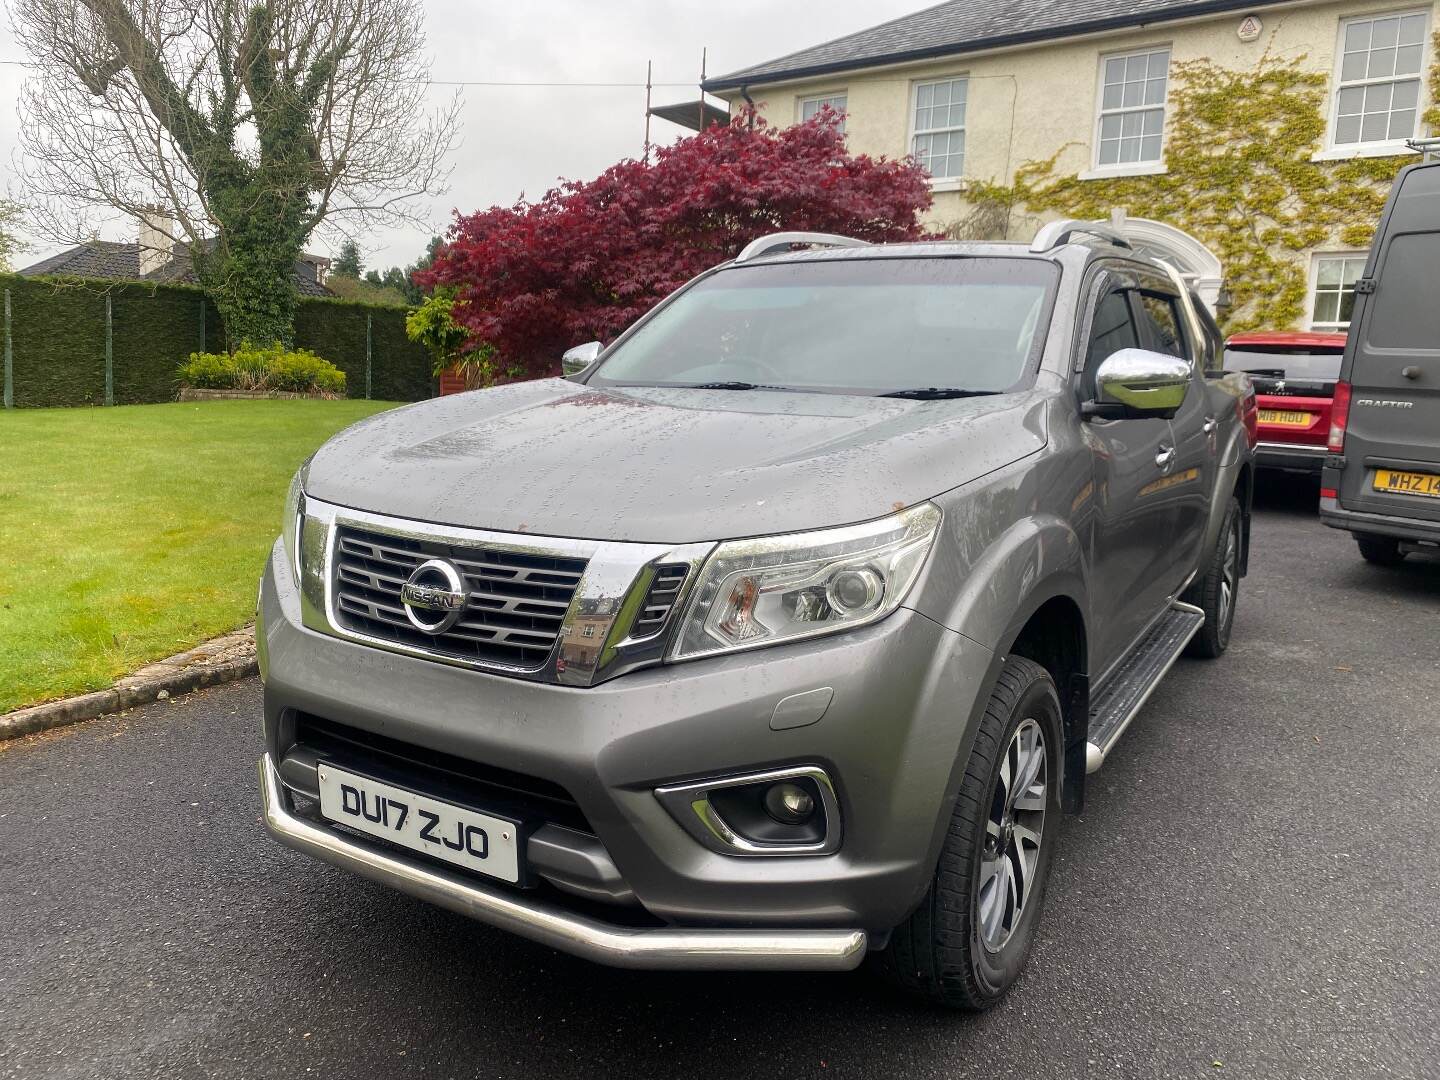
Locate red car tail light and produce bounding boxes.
[1327,379,1351,452]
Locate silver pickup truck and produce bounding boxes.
[256,222,1256,1009]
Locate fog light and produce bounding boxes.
[765,782,816,824]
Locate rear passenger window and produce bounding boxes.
[1135,293,1187,359]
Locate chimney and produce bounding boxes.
[137,206,175,277]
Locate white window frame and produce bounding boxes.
[1322,8,1431,157]
[1089,45,1172,176]
[1307,252,1369,331]
[908,75,969,184]
[798,91,848,131]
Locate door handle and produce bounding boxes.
[1202,415,1218,434]
[1155,446,1176,469]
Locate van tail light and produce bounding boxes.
[1321,487,1338,499]
[1327,379,1351,452]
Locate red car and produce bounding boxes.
[1223,331,1347,474]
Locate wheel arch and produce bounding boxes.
[1201,437,1254,580]
[1233,459,1254,576]
[997,589,1090,814]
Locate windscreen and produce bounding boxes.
[1224,347,1344,383]
[590,257,1058,394]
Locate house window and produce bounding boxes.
[800,93,847,131]
[1310,254,1367,329]
[911,78,967,179]
[1096,47,1170,167]
[1331,11,1428,147]
[581,623,596,638]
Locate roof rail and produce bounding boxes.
[1407,136,1440,161]
[1029,219,1133,254]
[735,231,871,263]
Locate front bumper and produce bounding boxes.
[258,538,992,955]
[258,755,867,971]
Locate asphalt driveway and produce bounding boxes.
[2,477,1437,1080]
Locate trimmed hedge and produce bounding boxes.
[0,273,432,407]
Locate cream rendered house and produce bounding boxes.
[703,0,1438,330]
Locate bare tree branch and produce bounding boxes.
[10,0,458,340]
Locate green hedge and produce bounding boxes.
[0,273,432,408]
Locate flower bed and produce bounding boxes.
[178,388,336,401]
[177,343,347,398]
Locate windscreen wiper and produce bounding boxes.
[682,381,803,391]
[878,387,1002,400]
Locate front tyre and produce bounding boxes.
[872,656,1063,1010]
[1184,495,1242,658]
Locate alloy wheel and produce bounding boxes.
[977,717,1047,952]
[1219,519,1240,631]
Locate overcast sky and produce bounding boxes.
[0,0,920,273]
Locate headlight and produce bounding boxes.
[670,503,942,661]
[280,468,305,579]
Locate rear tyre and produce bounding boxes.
[1356,534,1405,566]
[1184,496,1242,659]
[871,656,1062,1010]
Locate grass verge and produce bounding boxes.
[0,399,398,713]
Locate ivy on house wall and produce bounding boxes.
[962,45,1440,331]
[1426,31,1440,133]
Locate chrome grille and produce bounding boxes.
[631,564,689,638]
[332,525,587,670]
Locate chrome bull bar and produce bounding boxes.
[257,755,868,972]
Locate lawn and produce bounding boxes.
[0,399,399,713]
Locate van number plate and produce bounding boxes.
[317,763,521,882]
[1374,469,1440,498]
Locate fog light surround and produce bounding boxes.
[654,765,841,856]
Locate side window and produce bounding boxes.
[1190,292,1225,369]
[1134,292,1187,358]
[1082,286,1140,397]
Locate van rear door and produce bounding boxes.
[1336,160,1440,522]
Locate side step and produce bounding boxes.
[1085,601,1205,773]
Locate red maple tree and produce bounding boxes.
[423,110,934,379]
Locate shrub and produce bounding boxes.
[405,291,472,374]
[176,351,236,389]
[178,342,347,397]
[452,344,529,390]
[423,110,934,379]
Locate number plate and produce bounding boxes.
[317,763,521,883]
[1374,468,1440,498]
[1257,408,1313,427]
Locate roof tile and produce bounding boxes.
[706,0,1275,89]
[18,240,332,296]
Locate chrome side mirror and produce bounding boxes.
[1089,348,1190,419]
[561,340,602,377]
